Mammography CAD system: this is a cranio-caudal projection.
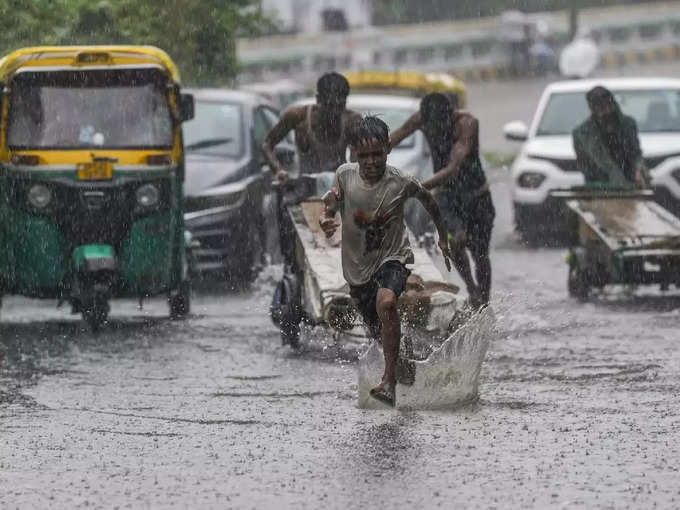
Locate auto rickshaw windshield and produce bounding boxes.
[7,67,174,150]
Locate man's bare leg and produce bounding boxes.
[376,288,400,386]
[450,242,480,305]
[474,252,492,305]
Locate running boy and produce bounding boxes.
[320,116,453,406]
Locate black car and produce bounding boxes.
[183,89,294,284]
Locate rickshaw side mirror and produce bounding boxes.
[178,93,195,123]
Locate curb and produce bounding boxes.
[600,44,680,68]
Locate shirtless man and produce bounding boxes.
[390,93,495,308]
[320,116,453,406]
[262,72,361,181]
[262,72,361,267]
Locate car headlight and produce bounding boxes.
[136,183,160,207]
[517,172,546,189]
[27,184,52,209]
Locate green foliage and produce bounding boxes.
[0,0,268,85]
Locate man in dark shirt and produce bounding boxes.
[390,93,495,308]
[573,86,649,187]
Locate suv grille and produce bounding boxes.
[533,153,680,172]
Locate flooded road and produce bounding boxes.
[3,63,680,507]
[3,167,679,509]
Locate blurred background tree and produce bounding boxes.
[0,0,270,85]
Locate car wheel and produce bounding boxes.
[226,212,265,289]
[514,204,541,246]
[517,225,544,247]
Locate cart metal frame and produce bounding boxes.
[554,189,680,299]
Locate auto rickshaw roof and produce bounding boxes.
[0,46,181,83]
[343,70,466,105]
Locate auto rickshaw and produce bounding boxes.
[343,70,467,106]
[0,46,195,329]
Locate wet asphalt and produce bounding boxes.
[3,63,680,508]
[3,167,679,509]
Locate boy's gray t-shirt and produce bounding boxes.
[329,163,423,286]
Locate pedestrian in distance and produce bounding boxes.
[390,92,495,308]
[319,115,453,407]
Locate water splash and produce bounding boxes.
[357,306,496,410]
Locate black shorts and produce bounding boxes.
[439,191,495,257]
[349,261,411,338]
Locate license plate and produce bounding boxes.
[77,161,113,181]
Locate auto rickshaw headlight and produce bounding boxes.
[27,184,52,209]
[136,183,160,207]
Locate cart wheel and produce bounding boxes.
[169,280,191,319]
[82,296,109,331]
[281,319,300,348]
[275,274,302,348]
[568,262,590,301]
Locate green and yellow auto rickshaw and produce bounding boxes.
[0,46,195,329]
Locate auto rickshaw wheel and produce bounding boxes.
[169,280,191,319]
[568,262,590,301]
[82,296,110,331]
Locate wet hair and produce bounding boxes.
[586,86,616,108]
[348,115,390,147]
[420,92,453,126]
[316,72,350,100]
[444,92,460,111]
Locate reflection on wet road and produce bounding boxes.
[5,56,680,505]
[3,168,679,509]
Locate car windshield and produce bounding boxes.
[183,101,244,158]
[354,106,416,148]
[536,89,680,135]
[7,68,173,149]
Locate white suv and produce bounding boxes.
[505,78,680,242]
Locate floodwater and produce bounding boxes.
[3,67,680,508]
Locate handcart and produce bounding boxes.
[270,175,466,348]
[555,188,680,299]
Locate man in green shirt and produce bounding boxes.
[573,86,649,188]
